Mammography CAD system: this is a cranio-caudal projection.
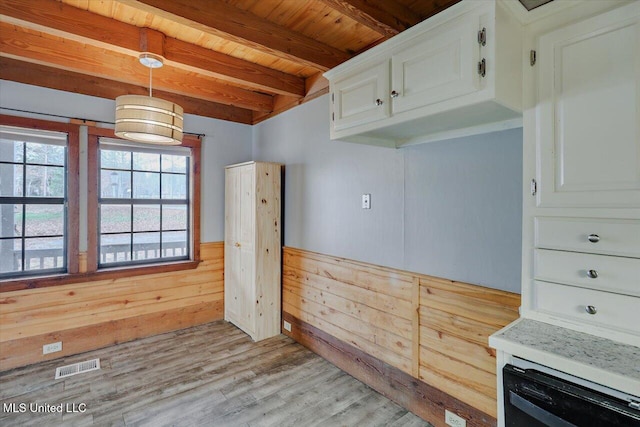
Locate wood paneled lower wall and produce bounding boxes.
[282,247,520,427]
[0,242,224,371]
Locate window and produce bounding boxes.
[0,126,68,278]
[98,139,191,268]
[0,116,199,291]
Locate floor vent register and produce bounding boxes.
[55,358,101,379]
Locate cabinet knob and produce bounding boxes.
[587,234,600,243]
[586,269,598,279]
[585,305,597,315]
[234,242,241,247]
[375,98,383,106]
[390,90,399,98]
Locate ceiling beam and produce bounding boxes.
[124,0,351,71]
[0,0,305,97]
[0,22,273,112]
[320,0,462,39]
[318,0,420,37]
[0,57,254,124]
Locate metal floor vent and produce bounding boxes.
[55,358,100,379]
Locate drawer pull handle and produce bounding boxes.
[585,305,597,315]
[587,234,600,243]
[375,98,383,106]
[587,269,598,279]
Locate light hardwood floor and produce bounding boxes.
[0,321,432,426]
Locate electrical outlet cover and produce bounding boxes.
[445,410,466,427]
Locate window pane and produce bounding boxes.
[133,152,160,172]
[101,204,131,233]
[163,230,187,257]
[0,239,21,273]
[25,204,64,237]
[162,205,187,230]
[133,172,159,199]
[0,164,23,196]
[26,142,65,166]
[100,233,131,264]
[161,174,187,199]
[25,165,64,197]
[133,205,160,232]
[161,155,186,173]
[24,237,64,270]
[0,204,22,238]
[0,139,24,162]
[101,170,131,199]
[101,150,130,170]
[133,232,160,261]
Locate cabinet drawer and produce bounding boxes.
[535,217,640,257]
[535,281,640,335]
[534,249,640,297]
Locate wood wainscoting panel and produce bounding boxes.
[283,247,414,374]
[0,242,224,371]
[419,276,520,418]
[282,246,521,426]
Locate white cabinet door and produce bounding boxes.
[391,11,479,114]
[332,61,389,132]
[536,4,640,208]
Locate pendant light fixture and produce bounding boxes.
[115,53,184,145]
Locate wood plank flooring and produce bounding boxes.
[0,321,432,426]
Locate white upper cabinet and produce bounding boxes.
[324,0,523,148]
[536,4,640,208]
[332,61,389,132]
[390,10,479,115]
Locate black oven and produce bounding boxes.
[503,363,640,426]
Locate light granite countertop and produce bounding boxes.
[489,318,640,397]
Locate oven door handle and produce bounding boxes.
[509,391,578,427]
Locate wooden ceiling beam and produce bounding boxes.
[0,22,273,112]
[318,0,419,37]
[320,0,462,39]
[0,0,305,97]
[0,57,254,124]
[124,0,351,71]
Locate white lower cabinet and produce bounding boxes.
[534,281,640,338]
[224,161,282,342]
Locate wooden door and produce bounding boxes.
[237,164,256,333]
[332,61,390,132]
[536,3,640,208]
[224,166,242,323]
[391,10,479,115]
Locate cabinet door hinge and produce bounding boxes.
[477,27,486,46]
[530,50,536,66]
[531,179,537,196]
[331,93,334,103]
[332,112,334,121]
[477,58,486,77]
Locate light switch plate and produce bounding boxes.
[362,194,371,209]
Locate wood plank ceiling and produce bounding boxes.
[0,0,460,125]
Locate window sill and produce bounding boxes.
[0,259,200,293]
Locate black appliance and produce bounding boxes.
[503,363,640,426]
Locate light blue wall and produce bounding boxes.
[0,81,523,292]
[253,95,522,293]
[253,97,405,268]
[0,81,253,243]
